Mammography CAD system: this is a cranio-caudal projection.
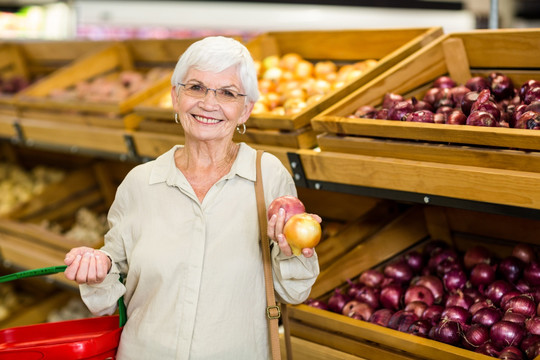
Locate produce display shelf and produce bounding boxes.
[287,204,540,360]
[312,29,540,154]
[293,149,540,212]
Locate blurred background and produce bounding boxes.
[0,0,538,41]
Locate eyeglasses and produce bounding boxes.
[178,83,247,103]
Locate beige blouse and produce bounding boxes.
[80,143,320,360]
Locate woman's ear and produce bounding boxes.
[238,101,255,124]
[171,87,179,113]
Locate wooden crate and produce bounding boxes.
[0,40,112,118]
[131,28,442,149]
[287,204,540,360]
[312,29,540,167]
[15,38,203,131]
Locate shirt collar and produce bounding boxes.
[148,143,257,185]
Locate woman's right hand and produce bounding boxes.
[64,247,111,285]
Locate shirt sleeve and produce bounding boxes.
[79,174,132,316]
[261,153,320,305]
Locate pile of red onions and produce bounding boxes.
[350,73,540,130]
[305,241,540,359]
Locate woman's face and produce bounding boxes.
[171,66,254,143]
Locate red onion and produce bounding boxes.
[405,301,428,318]
[388,101,413,121]
[501,291,523,309]
[489,72,515,101]
[422,304,444,326]
[524,262,540,286]
[512,243,536,264]
[388,310,418,332]
[442,306,471,326]
[515,111,540,130]
[461,91,480,116]
[472,307,503,327]
[519,80,540,101]
[466,77,491,93]
[423,87,443,107]
[470,263,497,286]
[437,258,462,277]
[410,97,433,112]
[463,287,485,303]
[432,320,462,345]
[503,295,537,317]
[354,105,377,118]
[490,321,526,349]
[423,240,449,257]
[379,283,404,310]
[446,110,467,125]
[516,280,532,294]
[328,288,350,313]
[503,312,528,326]
[428,248,458,272]
[526,288,540,303]
[464,245,493,269]
[446,291,474,310]
[342,300,374,321]
[304,298,329,311]
[443,269,467,292]
[433,76,456,89]
[382,93,404,109]
[354,286,380,309]
[470,299,495,315]
[408,319,432,338]
[384,261,413,284]
[486,280,515,306]
[369,308,394,327]
[403,250,424,273]
[521,334,540,357]
[526,317,540,336]
[346,279,363,299]
[524,341,540,360]
[467,111,498,127]
[414,275,444,304]
[498,346,524,360]
[450,85,472,105]
[404,285,435,306]
[499,256,525,284]
[475,342,500,357]
[375,108,389,119]
[462,323,490,349]
[358,269,385,288]
[404,109,435,123]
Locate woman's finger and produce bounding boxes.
[75,252,92,284]
[277,234,292,257]
[64,254,82,281]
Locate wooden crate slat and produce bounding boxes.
[19,119,129,154]
[284,333,368,360]
[297,149,540,210]
[316,133,540,173]
[289,305,493,360]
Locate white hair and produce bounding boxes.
[171,36,259,103]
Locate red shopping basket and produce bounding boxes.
[0,266,126,360]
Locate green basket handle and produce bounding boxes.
[0,265,127,328]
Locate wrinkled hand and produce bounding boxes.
[267,207,321,258]
[64,247,111,285]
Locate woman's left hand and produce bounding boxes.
[267,207,321,258]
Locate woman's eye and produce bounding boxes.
[220,89,236,98]
[189,84,204,92]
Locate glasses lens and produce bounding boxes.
[216,89,239,102]
[184,84,207,97]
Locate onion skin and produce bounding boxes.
[512,244,536,264]
[404,285,435,306]
[283,213,321,256]
[267,195,305,221]
[503,295,537,317]
[464,245,493,269]
[380,284,404,310]
[462,324,490,350]
[359,269,385,288]
[490,321,526,350]
[369,308,394,327]
[433,320,462,345]
[472,307,502,327]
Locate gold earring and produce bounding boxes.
[174,113,179,124]
[236,123,246,135]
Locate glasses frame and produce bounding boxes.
[177,83,247,103]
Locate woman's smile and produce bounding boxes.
[192,114,222,125]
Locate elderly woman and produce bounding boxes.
[64,36,320,360]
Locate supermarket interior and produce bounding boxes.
[0,1,540,359]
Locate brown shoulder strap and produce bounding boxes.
[255,150,292,360]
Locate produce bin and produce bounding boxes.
[287,203,540,360]
[132,28,443,149]
[0,161,132,288]
[311,29,540,172]
[0,40,111,138]
[13,39,203,155]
